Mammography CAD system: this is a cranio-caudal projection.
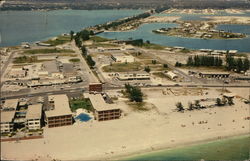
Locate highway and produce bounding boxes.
[2,83,250,100]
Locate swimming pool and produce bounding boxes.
[75,113,92,122]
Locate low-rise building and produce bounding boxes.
[228,50,238,54]
[1,111,15,133]
[116,71,150,81]
[8,68,26,78]
[45,95,73,128]
[26,104,43,130]
[164,71,178,80]
[111,53,135,63]
[86,94,121,121]
[2,99,19,111]
[89,83,102,93]
[198,72,230,79]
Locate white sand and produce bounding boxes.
[1,88,250,161]
[141,16,181,23]
[204,16,250,24]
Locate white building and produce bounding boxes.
[111,53,135,63]
[26,104,43,130]
[1,111,15,133]
[164,71,178,80]
[115,71,150,81]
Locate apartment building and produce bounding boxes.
[1,111,15,134]
[86,94,121,121]
[2,99,18,111]
[26,104,43,130]
[45,95,73,128]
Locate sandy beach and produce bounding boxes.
[141,16,181,23]
[1,87,250,161]
[204,16,250,24]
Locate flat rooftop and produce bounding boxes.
[2,99,19,110]
[1,111,15,123]
[45,94,72,118]
[26,104,42,120]
[199,71,230,75]
[85,94,120,112]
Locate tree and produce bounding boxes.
[216,98,223,106]
[225,54,235,71]
[194,100,201,109]
[236,58,243,73]
[81,46,87,56]
[144,66,151,73]
[176,102,184,112]
[86,55,95,67]
[187,56,194,66]
[130,87,143,102]
[243,58,250,71]
[70,30,74,40]
[80,30,90,41]
[228,98,234,106]
[152,60,157,64]
[163,64,168,68]
[175,62,182,67]
[188,102,194,111]
[125,84,143,102]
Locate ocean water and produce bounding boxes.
[0,9,144,47]
[99,22,250,52]
[123,135,250,161]
[1,10,250,52]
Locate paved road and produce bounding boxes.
[71,41,99,83]
[2,83,250,100]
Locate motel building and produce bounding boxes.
[1,111,15,134]
[26,104,43,130]
[85,93,121,121]
[116,71,150,81]
[45,94,73,128]
[198,72,230,79]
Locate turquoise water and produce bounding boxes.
[1,10,250,52]
[99,22,250,52]
[75,113,92,122]
[123,135,250,161]
[0,10,144,47]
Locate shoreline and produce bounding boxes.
[105,132,250,160]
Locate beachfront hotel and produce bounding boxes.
[1,111,15,134]
[45,95,73,128]
[85,94,121,121]
[26,104,43,130]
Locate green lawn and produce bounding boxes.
[69,58,80,63]
[43,35,71,46]
[142,43,165,50]
[70,98,94,112]
[23,48,74,54]
[90,36,111,42]
[102,62,143,72]
[13,56,39,64]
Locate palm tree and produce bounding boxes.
[188,102,194,110]
[176,102,184,112]
[216,98,222,106]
